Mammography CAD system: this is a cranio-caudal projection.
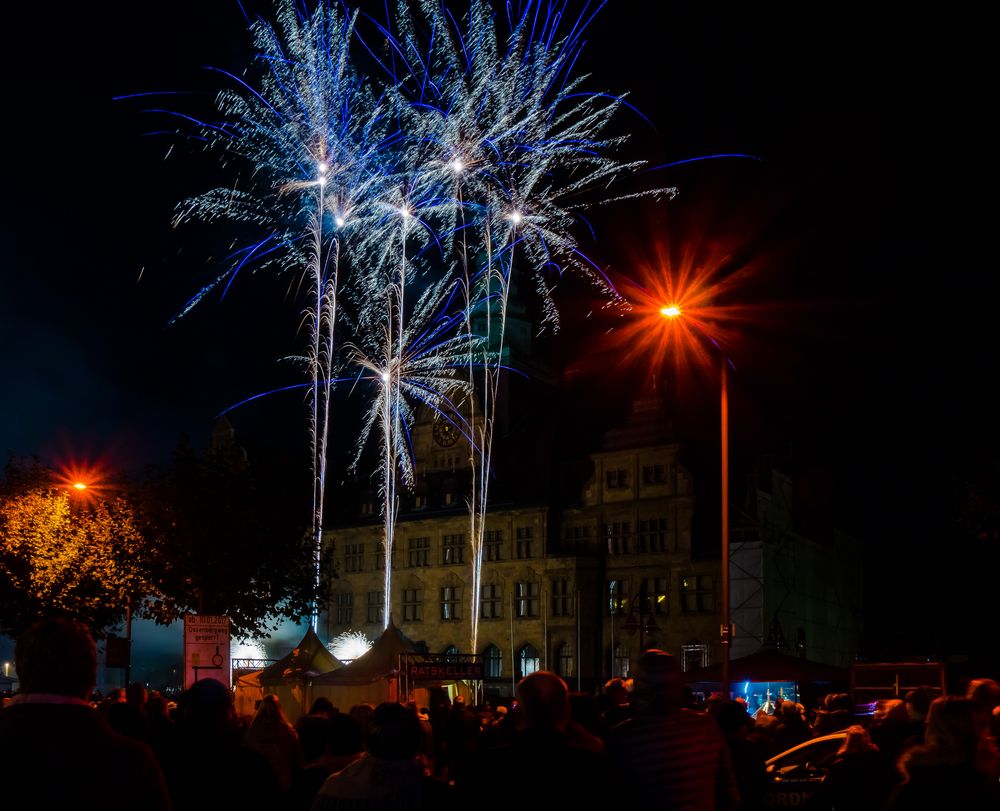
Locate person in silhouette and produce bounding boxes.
[0,617,171,810]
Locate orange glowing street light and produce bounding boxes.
[658,301,732,699]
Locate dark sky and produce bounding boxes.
[2,2,998,669]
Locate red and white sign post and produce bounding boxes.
[183,614,231,689]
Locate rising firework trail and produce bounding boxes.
[148,0,397,630]
[379,0,671,651]
[344,275,482,628]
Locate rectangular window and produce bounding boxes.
[642,464,666,484]
[637,518,667,553]
[480,583,502,619]
[681,643,710,672]
[604,521,631,555]
[551,578,573,617]
[680,574,714,614]
[441,586,461,621]
[403,588,423,622]
[407,537,430,568]
[335,592,353,625]
[345,543,364,572]
[515,581,539,618]
[367,591,384,625]
[442,533,465,565]
[606,469,628,489]
[644,577,668,615]
[515,526,534,559]
[374,542,397,571]
[486,529,504,561]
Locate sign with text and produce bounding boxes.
[183,614,231,690]
[404,655,483,682]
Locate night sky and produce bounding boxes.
[2,2,997,673]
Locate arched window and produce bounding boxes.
[518,643,540,679]
[483,644,502,679]
[557,643,575,678]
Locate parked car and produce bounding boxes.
[764,732,847,807]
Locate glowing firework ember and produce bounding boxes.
[327,630,373,663]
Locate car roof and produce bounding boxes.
[765,732,847,766]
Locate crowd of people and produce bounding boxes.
[1,617,998,810]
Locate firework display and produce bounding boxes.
[128,0,666,643]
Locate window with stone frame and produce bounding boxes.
[550,577,573,617]
[344,543,364,572]
[515,581,539,617]
[335,592,353,625]
[367,591,384,625]
[604,521,631,555]
[515,526,534,559]
[612,643,630,679]
[375,542,397,571]
[643,576,668,615]
[484,644,502,678]
[403,588,423,622]
[642,463,667,484]
[557,643,575,678]
[680,574,714,613]
[442,533,465,565]
[440,585,461,621]
[519,643,540,678]
[605,468,628,489]
[407,537,430,568]
[486,529,504,561]
[480,583,502,619]
[637,517,668,553]
[681,643,710,671]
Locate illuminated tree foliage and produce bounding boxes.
[0,459,152,637]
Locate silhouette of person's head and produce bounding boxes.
[308,696,337,717]
[516,670,570,731]
[631,649,682,715]
[15,617,96,700]
[365,702,422,760]
[604,677,629,705]
[180,678,235,728]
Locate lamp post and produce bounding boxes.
[660,306,731,699]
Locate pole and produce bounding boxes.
[576,590,581,692]
[124,598,133,687]
[543,588,548,670]
[509,590,516,696]
[720,357,730,700]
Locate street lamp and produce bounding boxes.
[661,305,732,699]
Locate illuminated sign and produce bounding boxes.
[183,614,230,689]
[405,658,483,681]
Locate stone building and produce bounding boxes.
[320,382,722,697]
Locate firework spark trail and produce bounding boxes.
[344,275,483,627]
[381,0,671,651]
[165,0,402,630]
[132,0,666,646]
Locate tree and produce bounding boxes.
[133,425,333,640]
[0,456,153,637]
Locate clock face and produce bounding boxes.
[433,418,460,447]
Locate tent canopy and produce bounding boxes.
[312,619,418,687]
[682,648,848,685]
[259,627,341,686]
